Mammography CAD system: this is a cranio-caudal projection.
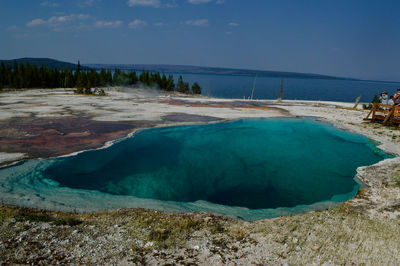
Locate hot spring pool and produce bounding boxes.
[0,119,387,221]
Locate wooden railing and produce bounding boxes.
[364,103,400,126]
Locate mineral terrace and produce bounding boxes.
[0,88,399,264]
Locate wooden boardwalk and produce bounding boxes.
[364,103,400,127]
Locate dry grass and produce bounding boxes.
[255,205,400,264]
[1,199,400,265]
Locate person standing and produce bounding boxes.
[393,88,400,104]
[380,91,389,105]
[388,96,395,106]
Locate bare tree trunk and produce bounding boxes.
[277,76,284,103]
[353,94,362,109]
[250,75,257,100]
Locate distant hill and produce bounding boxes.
[86,63,354,81]
[0,58,357,81]
[0,58,83,70]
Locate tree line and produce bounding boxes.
[0,60,202,95]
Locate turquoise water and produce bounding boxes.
[35,119,384,213]
[0,119,387,220]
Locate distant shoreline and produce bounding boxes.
[85,63,400,84]
[3,57,399,83]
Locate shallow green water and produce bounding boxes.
[40,119,384,211]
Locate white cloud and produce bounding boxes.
[188,0,212,4]
[154,22,164,26]
[129,19,147,29]
[228,22,239,27]
[27,19,47,27]
[40,1,59,7]
[95,20,123,28]
[48,16,71,25]
[81,0,94,6]
[188,0,222,4]
[47,14,88,26]
[127,0,160,7]
[26,14,89,31]
[165,2,178,8]
[6,25,20,32]
[78,0,101,7]
[184,19,209,27]
[77,14,90,20]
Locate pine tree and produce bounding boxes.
[140,71,151,85]
[145,72,150,85]
[6,64,12,87]
[11,60,20,89]
[106,70,113,84]
[0,63,5,88]
[75,72,85,93]
[84,79,92,94]
[177,75,183,89]
[192,82,202,94]
[129,71,138,85]
[24,63,32,88]
[77,60,81,74]
[88,69,98,87]
[65,70,74,88]
[166,75,175,91]
[113,69,122,85]
[99,69,105,86]
[177,76,189,94]
[155,72,161,88]
[160,74,167,90]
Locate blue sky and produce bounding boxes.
[1,0,400,81]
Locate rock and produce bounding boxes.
[312,244,320,251]
[17,232,29,242]
[40,223,51,230]
[204,217,212,223]
[144,241,154,248]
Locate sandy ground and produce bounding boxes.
[0,152,25,164]
[0,87,284,123]
[0,88,285,164]
[0,87,399,264]
[0,87,398,162]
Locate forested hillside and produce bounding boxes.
[0,58,79,70]
[0,60,201,95]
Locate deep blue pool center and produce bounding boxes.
[41,118,385,212]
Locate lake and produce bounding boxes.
[174,73,399,102]
[88,64,400,103]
